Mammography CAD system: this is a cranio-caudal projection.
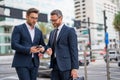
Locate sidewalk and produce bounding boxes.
[0,55,50,80]
[0,55,13,65]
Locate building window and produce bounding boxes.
[82,8,85,10]
[4,27,10,33]
[75,9,80,12]
[83,15,86,17]
[82,4,85,6]
[76,16,81,19]
[83,11,86,13]
[75,12,81,15]
[75,1,80,4]
[113,39,116,42]
[82,0,85,2]
[109,39,112,42]
[83,19,86,21]
[75,5,80,8]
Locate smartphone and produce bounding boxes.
[36,45,42,48]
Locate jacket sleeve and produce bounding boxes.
[68,28,79,69]
[11,26,30,54]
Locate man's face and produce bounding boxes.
[50,15,62,28]
[26,13,38,27]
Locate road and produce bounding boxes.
[0,64,49,80]
[78,58,120,80]
[0,57,120,80]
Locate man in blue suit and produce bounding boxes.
[47,9,79,80]
[11,8,45,80]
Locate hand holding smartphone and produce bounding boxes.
[36,45,45,53]
[36,45,43,48]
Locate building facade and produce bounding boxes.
[74,0,119,50]
[0,0,45,55]
[110,0,120,10]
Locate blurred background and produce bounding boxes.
[0,0,120,80]
[0,0,120,55]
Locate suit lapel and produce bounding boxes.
[57,25,66,42]
[51,30,56,45]
[33,27,38,43]
[23,24,33,43]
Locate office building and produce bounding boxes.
[110,0,120,10]
[74,0,118,49]
[0,0,45,55]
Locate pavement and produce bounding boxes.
[0,55,119,80]
[0,54,105,65]
[0,55,50,80]
[0,55,13,65]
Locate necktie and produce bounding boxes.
[52,29,58,55]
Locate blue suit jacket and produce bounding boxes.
[48,25,79,71]
[11,23,45,68]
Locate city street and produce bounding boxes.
[78,58,120,80]
[0,55,120,80]
[0,56,50,80]
[0,64,49,80]
[0,62,50,80]
[0,0,120,80]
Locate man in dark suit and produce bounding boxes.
[47,9,79,80]
[11,8,45,80]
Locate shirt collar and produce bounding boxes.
[25,23,35,30]
[57,23,64,31]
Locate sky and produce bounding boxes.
[38,0,75,25]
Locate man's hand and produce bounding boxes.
[36,45,45,53]
[30,46,39,53]
[38,53,43,59]
[46,48,52,56]
[71,69,78,78]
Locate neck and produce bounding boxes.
[30,26,34,29]
[26,22,34,29]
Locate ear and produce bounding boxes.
[60,16,63,20]
[26,15,28,18]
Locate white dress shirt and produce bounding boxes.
[25,23,35,58]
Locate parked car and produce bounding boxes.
[103,50,118,62]
[37,54,51,77]
[118,61,120,67]
[117,52,120,67]
[78,52,90,66]
[78,56,89,66]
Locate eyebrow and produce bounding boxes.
[30,16,38,19]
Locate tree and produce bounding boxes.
[113,12,120,48]
[113,12,120,31]
[38,22,53,43]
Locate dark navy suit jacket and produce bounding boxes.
[11,23,45,68]
[48,25,79,71]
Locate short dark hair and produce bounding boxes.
[26,8,39,16]
[51,9,63,17]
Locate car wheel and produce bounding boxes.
[115,58,118,61]
[110,59,112,61]
[118,62,120,67]
[79,61,82,66]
